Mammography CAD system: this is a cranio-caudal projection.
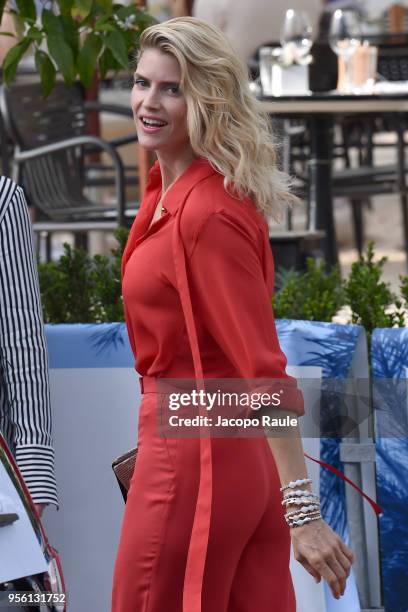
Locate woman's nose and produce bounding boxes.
[143,87,161,108]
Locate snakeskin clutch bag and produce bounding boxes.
[112,447,138,502]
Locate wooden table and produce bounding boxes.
[260,92,408,267]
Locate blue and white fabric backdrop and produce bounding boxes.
[278,320,365,612]
[371,328,408,612]
[42,322,363,612]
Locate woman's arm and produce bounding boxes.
[266,426,310,490]
[267,428,353,598]
[188,210,304,410]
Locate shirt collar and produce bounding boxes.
[122,156,218,277]
[145,156,218,216]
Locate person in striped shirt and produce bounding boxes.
[0,176,58,517]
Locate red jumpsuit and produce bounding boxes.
[111,157,305,612]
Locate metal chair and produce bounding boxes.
[284,36,408,265]
[331,39,408,263]
[0,79,139,259]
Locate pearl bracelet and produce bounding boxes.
[282,495,320,506]
[280,478,312,492]
[283,489,316,499]
[285,514,321,527]
[288,514,322,528]
[285,509,321,522]
[285,505,321,519]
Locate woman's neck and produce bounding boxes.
[156,149,197,193]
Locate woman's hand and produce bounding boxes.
[290,518,354,599]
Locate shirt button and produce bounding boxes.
[161,206,167,213]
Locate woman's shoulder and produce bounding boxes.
[181,168,268,251]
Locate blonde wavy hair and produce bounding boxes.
[137,17,298,220]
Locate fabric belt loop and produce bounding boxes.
[139,376,144,394]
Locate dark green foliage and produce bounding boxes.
[2,38,31,83]
[272,257,345,322]
[39,237,408,332]
[35,50,56,97]
[37,264,70,323]
[273,242,408,337]
[399,274,408,311]
[343,241,405,344]
[3,1,156,96]
[0,0,7,22]
[38,227,128,323]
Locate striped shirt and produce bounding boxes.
[0,177,58,508]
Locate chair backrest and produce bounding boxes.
[1,79,86,148]
[0,80,89,219]
[377,41,408,81]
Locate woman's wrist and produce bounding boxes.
[283,482,314,512]
[280,477,322,528]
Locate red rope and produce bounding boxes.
[303,451,383,516]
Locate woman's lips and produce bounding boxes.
[139,117,167,134]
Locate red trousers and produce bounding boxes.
[111,391,296,612]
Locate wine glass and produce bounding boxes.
[329,9,361,92]
[280,9,313,64]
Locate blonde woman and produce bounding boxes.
[111,17,354,612]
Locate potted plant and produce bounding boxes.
[38,227,128,323]
[1,0,155,96]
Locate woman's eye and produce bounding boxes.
[167,85,179,94]
[134,78,147,87]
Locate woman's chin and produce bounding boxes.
[136,136,160,151]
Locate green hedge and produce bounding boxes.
[39,237,408,345]
[272,242,408,343]
[38,227,128,323]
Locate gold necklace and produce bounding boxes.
[159,179,177,215]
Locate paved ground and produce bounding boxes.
[334,135,407,294]
[335,194,407,294]
[287,132,407,295]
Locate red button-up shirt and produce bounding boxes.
[122,156,305,414]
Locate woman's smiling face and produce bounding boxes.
[132,48,191,156]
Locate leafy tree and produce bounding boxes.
[1,0,155,96]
